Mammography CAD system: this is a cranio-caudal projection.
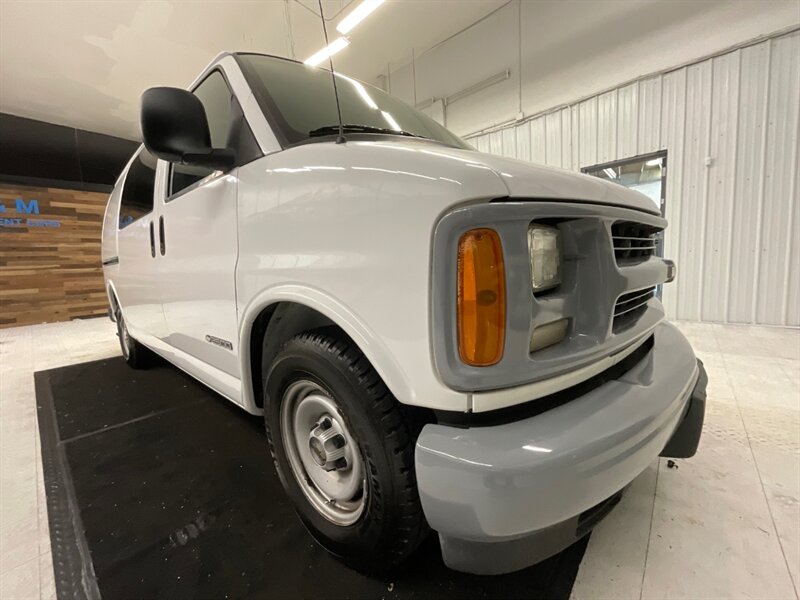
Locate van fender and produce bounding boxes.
[238,284,414,413]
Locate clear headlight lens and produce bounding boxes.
[528,224,561,292]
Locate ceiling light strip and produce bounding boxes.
[445,70,510,105]
[336,0,385,34]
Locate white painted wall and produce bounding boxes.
[382,1,799,137]
[380,2,799,327]
[477,31,800,327]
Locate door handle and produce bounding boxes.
[159,216,166,256]
[149,221,155,257]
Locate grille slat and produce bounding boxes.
[613,286,656,332]
[614,300,651,318]
[613,245,657,251]
[613,288,654,315]
[611,222,662,263]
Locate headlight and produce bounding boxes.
[528,224,561,292]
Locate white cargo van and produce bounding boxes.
[102,52,707,574]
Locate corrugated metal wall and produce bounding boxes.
[468,30,799,326]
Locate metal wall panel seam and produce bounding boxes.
[782,102,799,324]
[674,68,689,320]
[723,51,743,324]
[751,41,772,324]
[561,108,573,170]
[517,120,531,162]
[595,95,599,170]
[633,83,640,158]
[531,117,546,164]
[698,60,716,321]
[502,127,517,159]
[571,104,581,171]
[545,111,562,167]
[656,76,664,153]
[771,34,800,325]
[677,65,697,320]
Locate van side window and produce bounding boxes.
[169,71,232,197]
[119,149,156,229]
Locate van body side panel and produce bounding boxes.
[109,149,166,337]
[156,169,242,379]
[234,141,509,412]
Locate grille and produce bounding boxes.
[613,286,656,332]
[611,221,661,263]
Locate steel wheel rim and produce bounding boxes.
[280,379,366,526]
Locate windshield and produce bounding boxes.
[235,53,471,150]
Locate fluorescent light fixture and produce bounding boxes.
[381,110,401,131]
[336,0,384,34]
[603,167,617,179]
[304,37,350,67]
[646,158,662,167]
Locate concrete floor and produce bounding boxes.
[0,318,798,599]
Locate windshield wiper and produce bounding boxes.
[308,124,425,139]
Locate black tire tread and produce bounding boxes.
[264,329,428,568]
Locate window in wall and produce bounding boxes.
[583,152,667,218]
[169,71,234,197]
[584,151,668,297]
[119,149,156,229]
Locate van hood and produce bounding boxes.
[262,138,660,216]
[471,151,660,215]
[379,138,660,215]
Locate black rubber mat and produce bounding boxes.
[36,356,588,600]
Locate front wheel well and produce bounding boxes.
[248,302,339,409]
[248,301,436,437]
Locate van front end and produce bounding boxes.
[419,199,707,574]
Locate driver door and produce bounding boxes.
[154,69,259,396]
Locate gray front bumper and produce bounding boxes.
[415,321,702,574]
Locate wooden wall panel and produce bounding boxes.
[0,183,109,328]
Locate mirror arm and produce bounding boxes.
[181,148,237,171]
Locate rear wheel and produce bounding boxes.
[115,310,151,369]
[264,331,427,572]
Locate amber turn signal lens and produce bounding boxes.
[457,228,506,366]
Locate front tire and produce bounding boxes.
[264,331,427,572]
[115,310,151,369]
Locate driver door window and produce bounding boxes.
[169,71,234,197]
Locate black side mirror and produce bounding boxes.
[140,87,235,171]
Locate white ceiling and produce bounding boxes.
[0,0,506,140]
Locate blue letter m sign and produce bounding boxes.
[15,198,39,214]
